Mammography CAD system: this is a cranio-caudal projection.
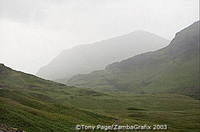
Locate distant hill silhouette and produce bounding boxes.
[37,31,169,81]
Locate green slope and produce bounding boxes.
[0,64,200,131]
[67,21,200,99]
[0,64,114,131]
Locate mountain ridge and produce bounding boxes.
[36,31,169,81]
[67,21,200,98]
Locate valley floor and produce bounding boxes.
[0,87,199,132]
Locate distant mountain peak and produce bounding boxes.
[37,30,169,81]
[67,21,200,99]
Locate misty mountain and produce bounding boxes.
[36,31,169,81]
[67,21,200,99]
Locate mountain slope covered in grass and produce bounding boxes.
[0,64,114,132]
[0,64,200,131]
[67,21,200,99]
[37,31,169,81]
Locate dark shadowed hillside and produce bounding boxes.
[37,31,169,81]
[68,21,200,99]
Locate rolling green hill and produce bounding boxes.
[0,64,114,131]
[67,21,200,99]
[0,63,200,131]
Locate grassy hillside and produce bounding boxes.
[0,64,114,131]
[0,63,200,131]
[67,21,200,99]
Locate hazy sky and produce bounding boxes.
[0,0,199,74]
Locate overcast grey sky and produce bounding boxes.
[0,0,199,74]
